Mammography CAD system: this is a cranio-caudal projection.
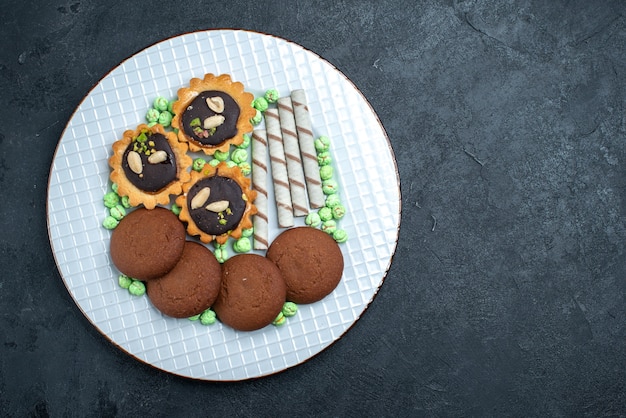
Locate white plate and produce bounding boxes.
[47,30,400,381]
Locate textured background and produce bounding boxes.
[1,0,625,416]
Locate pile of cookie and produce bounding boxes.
[101,74,346,332]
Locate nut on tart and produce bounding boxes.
[176,161,257,245]
[171,73,256,155]
[108,123,192,209]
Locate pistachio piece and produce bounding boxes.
[127,151,143,174]
[206,96,225,113]
[205,200,229,213]
[203,115,225,130]
[147,150,168,164]
[190,187,211,210]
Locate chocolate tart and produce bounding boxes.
[176,161,257,245]
[171,73,256,155]
[109,124,192,209]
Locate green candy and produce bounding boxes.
[250,109,263,125]
[146,108,160,123]
[241,228,254,238]
[322,179,339,195]
[272,312,286,326]
[188,314,201,321]
[317,152,332,166]
[128,280,146,296]
[158,110,173,127]
[237,133,251,149]
[214,150,229,162]
[233,237,251,253]
[264,89,279,103]
[314,135,331,153]
[225,161,237,168]
[120,195,132,209]
[153,96,169,112]
[102,216,119,230]
[238,162,251,176]
[214,247,228,263]
[200,309,217,325]
[103,192,119,208]
[332,229,348,243]
[325,194,341,208]
[321,220,337,234]
[230,148,248,164]
[319,165,333,181]
[318,207,333,222]
[118,274,132,289]
[171,203,181,216]
[147,121,157,128]
[192,158,206,172]
[208,158,220,167]
[111,183,119,194]
[109,204,126,221]
[253,97,269,112]
[167,99,175,115]
[305,212,322,227]
[282,302,298,317]
[332,204,346,220]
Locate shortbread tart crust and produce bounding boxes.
[109,123,192,210]
[176,161,257,245]
[171,73,256,155]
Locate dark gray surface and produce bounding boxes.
[1,0,625,416]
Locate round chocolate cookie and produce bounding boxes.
[266,226,344,304]
[110,207,185,281]
[212,254,286,331]
[146,241,222,318]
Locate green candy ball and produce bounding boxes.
[319,165,334,180]
[233,237,252,253]
[238,162,251,175]
[322,179,339,195]
[314,135,331,153]
[231,148,248,164]
[250,110,263,125]
[305,212,322,227]
[264,89,279,103]
[158,111,173,127]
[253,97,269,112]
[317,152,332,166]
[192,158,206,172]
[118,274,132,289]
[237,133,251,149]
[214,150,229,162]
[103,192,119,208]
[200,309,217,325]
[153,96,169,112]
[128,280,146,296]
[282,302,298,317]
[109,205,126,221]
[102,216,119,230]
[321,220,337,234]
[146,108,160,123]
[332,229,348,243]
[318,207,333,222]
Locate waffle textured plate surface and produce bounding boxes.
[47,30,400,381]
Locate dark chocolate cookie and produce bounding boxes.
[212,254,286,331]
[146,241,222,318]
[266,226,344,304]
[109,207,185,281]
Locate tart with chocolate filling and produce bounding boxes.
[171,73,256,155]
[109,123,192,209]
[176,162,257,245]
